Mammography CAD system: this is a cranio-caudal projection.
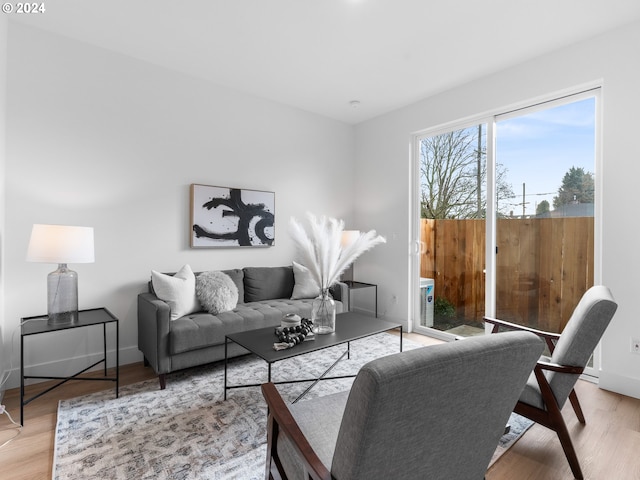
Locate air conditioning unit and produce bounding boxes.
[420,278,434,327]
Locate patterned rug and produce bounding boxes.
[53,333,532,479]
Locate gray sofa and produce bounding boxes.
[138,265,347,389]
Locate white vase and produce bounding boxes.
[311,289,336,334]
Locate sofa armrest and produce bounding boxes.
[330,281,349,311]
[137,292,172,375]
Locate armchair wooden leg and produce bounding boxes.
[531,367,585,480]
[159,373,166,390]
[568,390,586,424]
[265,410,286,480]
[553,413,584,480]
[265,414,276,480]
[520,399,584,479]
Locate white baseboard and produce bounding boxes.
[598,370,640,399]
[2,345,143,391]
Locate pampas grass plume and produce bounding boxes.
[289,213,386,289]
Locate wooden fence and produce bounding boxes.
[420,217,594,333]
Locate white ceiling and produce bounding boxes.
[10,0,640,124]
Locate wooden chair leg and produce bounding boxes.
[159,373,166,390]
[533,367,584,479]
[568,390,586,424]
[265,410,286,480]
[265,414,276,480]
[553,413,584,480]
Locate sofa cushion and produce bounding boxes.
[169,311,256,355]
[151,264,201,320]
[168,298,344,355]
[196,271,239,314]
[169,299,315,355]
[243,266,294,302]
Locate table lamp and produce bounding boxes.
[26,224,95,324]
[340,230,361,282]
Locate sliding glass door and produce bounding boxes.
[415,123,490,338]
[494,95,596,335]
[413,90,599,348]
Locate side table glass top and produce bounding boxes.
[21,307,118,335]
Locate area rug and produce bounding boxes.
[53,333,532,479]
[489,411,533,467]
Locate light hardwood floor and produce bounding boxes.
[0,332,638,480]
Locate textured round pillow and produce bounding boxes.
[196,271,239,315]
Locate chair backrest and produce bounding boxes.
[548,285,617,405]
[330,331,544,480]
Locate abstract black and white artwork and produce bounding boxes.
[190,184,275,248]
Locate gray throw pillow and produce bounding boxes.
[243,266,294,302]
[196,271,239,314]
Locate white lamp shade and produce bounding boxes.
[341,230,361,248]
[26,224,95,264]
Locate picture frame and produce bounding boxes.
[190,184,275,248]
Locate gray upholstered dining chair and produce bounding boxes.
[484,285,618,480]
[261,331,544,480]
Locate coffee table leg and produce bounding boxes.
[293,349,349,404]
[224,337,228,400]
[400,326,403,351]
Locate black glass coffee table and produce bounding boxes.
[224,311,402,402]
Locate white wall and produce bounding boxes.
[2,23,355,388]
[354,20,640,398]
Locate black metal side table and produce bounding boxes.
[20,307,119,425]
[343,281,378,317]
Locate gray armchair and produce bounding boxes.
[261,331,544,480]
[485,285,618,480]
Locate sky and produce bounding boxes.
[495,97,596,216]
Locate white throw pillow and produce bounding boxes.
[196,271,239,314]
[151,264,201,320]
[291,261,321,300]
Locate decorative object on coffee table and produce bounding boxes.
[281,313,302,328]
[289,213,385,334]
[273,317,314,350]
[312,289,337,334]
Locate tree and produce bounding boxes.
[536,200,550,216]
[420,127,514,219]
[553,166,594,208]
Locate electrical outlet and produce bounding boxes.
[631,338,640,354]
